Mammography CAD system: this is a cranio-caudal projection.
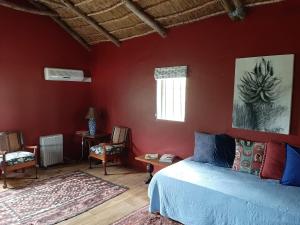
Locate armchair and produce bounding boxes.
[0,131,38,188]
[88,126,129,175]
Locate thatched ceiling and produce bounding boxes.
[1,0,283,49]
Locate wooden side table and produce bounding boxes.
[76,131,110,160]
[135,154,180,184]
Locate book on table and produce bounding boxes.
[145,153,159,160]
[159,154,175,163]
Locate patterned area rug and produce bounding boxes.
[0,171,127,225]
[112,205,182,225]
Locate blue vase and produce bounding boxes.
[88,118,96,136]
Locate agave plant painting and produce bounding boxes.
[232,54,294,134]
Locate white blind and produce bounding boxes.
[155,66,187,122]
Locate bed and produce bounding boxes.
[148,158,300,225]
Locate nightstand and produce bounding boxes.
[135,154,180,184]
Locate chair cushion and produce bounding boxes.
[0,151,35,166]
[90,143,124,155]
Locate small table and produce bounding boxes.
[76,131,110,160]
[135,154,180,184]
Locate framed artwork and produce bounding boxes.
[232,54,294,134]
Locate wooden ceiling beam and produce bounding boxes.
[35,0,65,8]
[60,0,120,47]
[104,0,218,35]
[88,2,123,16]
[63,0,170,24]
[0,0,58,16]
[51,16,91,50]
[122,0,167,38]
[75,0,94,7]
[232,0,245,20]
[63,2,124,21]
[219,0,236,20]
[219,0,245,20]
[29,0,91,51]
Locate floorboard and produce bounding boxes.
[0,162,149,225]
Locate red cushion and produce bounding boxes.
[260,141,286,180]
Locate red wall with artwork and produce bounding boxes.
[2,1,299,165]
[90,0,300,169]
[0,7,91,158]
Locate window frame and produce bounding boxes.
[155,77,187,122]
[154,66,187,122]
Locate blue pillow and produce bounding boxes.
[281,144,300,187]
[214,134,236,168]
[193,132,235,168]
[193,132,215,163]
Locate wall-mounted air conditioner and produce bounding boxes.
[44,67,91,82]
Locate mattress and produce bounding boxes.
[148,158,300,225]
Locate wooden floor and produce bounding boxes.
[0,162,149,225]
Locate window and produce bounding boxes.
[155,66,187,122]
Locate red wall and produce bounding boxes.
[90,0,300,168]
[0,7,91,158]
[2,1,298,165]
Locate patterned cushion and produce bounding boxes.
[0,151,35,166]
[90,143,124,155]
[232,139,266,176]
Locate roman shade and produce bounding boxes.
[154,66,187,79]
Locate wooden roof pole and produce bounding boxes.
[232,0,245,20]
[219,0,245,20]
[75,0,94,7]
[29,0,91,51]
[60,0,120,47]
[0,0,57,16]
[219,0,236,20]
[122,0,167,38]
[35,0,65,8]
[51,17,91,51]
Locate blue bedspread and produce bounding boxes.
[148,158,300,225]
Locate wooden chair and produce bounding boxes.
[0,131,38,188]
[88,126,129,175]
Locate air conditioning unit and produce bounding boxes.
[44,67,91,82]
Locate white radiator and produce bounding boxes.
[39,134,63,168]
